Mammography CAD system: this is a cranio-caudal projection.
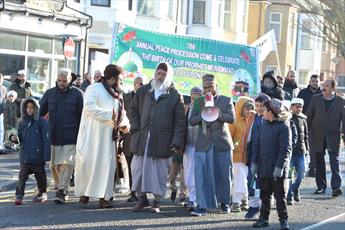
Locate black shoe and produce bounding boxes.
[314,188,326,194]
[287,198,293,206]
[244,207,260,219]
[253,218,269,228]
[307,169,316,177]
[280,219,290,230]
[127,194,138,202]
[170,189,177,202]
[54,190,65,204]
[293,190,300,202]
[332,189,343,197]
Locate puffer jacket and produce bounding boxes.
[291,113,309,155]
[253,111,292,178]
[229,96,255,163]
[17,98,51,165]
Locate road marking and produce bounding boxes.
[300,213,345,230]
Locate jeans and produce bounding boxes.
[16,163,47,198]
[288,154,305,198]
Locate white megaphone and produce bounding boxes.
[201,93,220,122]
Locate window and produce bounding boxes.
[193,0,206,24]
[73,0,80,3]
[0,32,25,51]
[128,0,133,11]
[298,70,309,85]
[137,0,155,16]
[269,12,281,42]
[301,19,312,50]
[322,27,327,53]
[28,36,52,54]
[0,54,25,76]
[223,0,231,30]
[91,0,110,7]
[337,75,345,88]
[266,65,277,74]
[168,0,174,19]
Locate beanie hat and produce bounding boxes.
[291,97,304,106]
[255,93,271,103]
[191,86,202,94]
[268,98,284,117]
[7,90,17,99]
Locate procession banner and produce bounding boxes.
[111,24,260,100]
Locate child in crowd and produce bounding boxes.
[169,152,187,203]
[229,96,255,212]
[287,98,309,205]
[3,90,20,150]
[252,98,292,230]
[245,93,270,219]
[14,98,51,205]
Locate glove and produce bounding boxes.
[273,167,283,180]
[251,164,258,177]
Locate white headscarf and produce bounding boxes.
[150,62,174,99]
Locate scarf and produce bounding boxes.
[102,79,124,142]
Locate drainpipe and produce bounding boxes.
[186,0,190,35]
[295,13,301,74]
[65,1,93,75]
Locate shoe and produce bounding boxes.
[191,208,207,216]
[253,218,269,228]
[314,188,326,194]
[287,198,293,205]
[332,188,343,197]
[150,200,160,213]
[231,203,241,212]
[132,196,150,212]
[241,199,249,211]
[280,219,290,230]
[184,201,197,209]
[170,189,177,202]
[179,197,188,203]
[127,194,138,202]
[306,168,316,177]
[245,207,260,219]
[15,198,22,205]
[79,196,89,204]
[293,190,300,202]
[54,190,65,204]
[220,203,230,213]
[99,198,113,208]
[33,193,48,203]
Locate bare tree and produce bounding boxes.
[294,0,345,57]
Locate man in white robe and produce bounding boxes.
[75,64,129,208]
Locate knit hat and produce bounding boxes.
[269,98,284,116]
[7,90,17,99]
[191,86,202,94]
[17,70,26,75]
[291,97,304,106]
[156,63,168,72]
[202,74,215,83]
[255,93,271,103]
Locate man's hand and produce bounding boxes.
[171,144,182,154]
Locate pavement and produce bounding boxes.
[0,150,344,229]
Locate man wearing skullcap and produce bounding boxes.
[130,62,186,213]
[189,74,235,216]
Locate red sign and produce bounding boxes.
[64,37,75,60]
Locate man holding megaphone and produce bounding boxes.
[189,74,235,216]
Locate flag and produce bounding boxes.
[251,30,277,61]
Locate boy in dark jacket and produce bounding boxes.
[287,98,308,205]
[252,98,292,230]
[14,98,51,205]
[4,90,20,150]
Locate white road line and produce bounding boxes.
[300,213,345,230]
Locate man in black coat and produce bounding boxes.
[297,74,321,177]
[283,70,299,98]
[261,71,284,100]
[40,68,84,204]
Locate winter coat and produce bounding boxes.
[229,97,255,163]
[253,111,292,178]
[10,81,32,100]
[129,66,186,159]
[297,85,322,114]
[0,85,7,115]
[283,81,299,98]
[190,94,235,152]
[4,100,20,130]
[261,86,284,101]
[290,113,309,155]
[39,86,84,145]
[17,98,50,165]
[306,93,345,153]
[247,114,264,165]
[122,91,135,157]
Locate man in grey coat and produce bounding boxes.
[189,74,235,216]
[306,79,345,197]
[129,63,185,213]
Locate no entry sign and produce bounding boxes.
[64,37,75,60]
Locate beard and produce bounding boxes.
[285,78,296,86]
[151,79,164,91]
[15,79,24,85]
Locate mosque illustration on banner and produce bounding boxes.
[117,47,144,79]
[231,68,254,97]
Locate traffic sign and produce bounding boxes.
[63,37,75,60]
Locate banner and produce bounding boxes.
[251,30,277,62]
[112,24,260,100]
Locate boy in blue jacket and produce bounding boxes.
[252,98,292,230]
[14,98,51,205]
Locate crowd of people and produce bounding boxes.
[0,62,344,230]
